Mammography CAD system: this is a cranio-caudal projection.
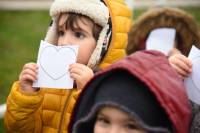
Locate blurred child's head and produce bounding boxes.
[70,71,173,133]
[45,0,111,68]
[69,51,191,133]
[127,7,200,56]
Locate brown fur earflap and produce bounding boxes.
[127,7,200,56]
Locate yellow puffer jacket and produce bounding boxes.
[4,0,132,133]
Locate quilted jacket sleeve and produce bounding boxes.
[4,81,43,133]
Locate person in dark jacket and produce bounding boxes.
[69,51,191,133]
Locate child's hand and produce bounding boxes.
[19,62,39,93]
[168,54,192,79]
[69,63,94,90]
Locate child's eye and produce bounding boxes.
[74,32,85,39]
[96,117,110,124]
[125,123,137,130]
[58,31,64,36]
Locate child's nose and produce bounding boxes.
[108,126,121,133]
[58,33,73,46]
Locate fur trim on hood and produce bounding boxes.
[127,7,200,56]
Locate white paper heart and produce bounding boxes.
[39,46,76,80]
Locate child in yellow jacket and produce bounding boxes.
[4,0,132,132]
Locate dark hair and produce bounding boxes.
[60,12,102,41]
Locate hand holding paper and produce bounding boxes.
[33,40,78,89]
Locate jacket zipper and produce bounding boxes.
[58,90,73,133]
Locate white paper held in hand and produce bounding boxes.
[146,28,176,55]
[33,40,78,89]
[184,45,200,104]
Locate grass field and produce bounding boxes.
[0,11,50,104]
[0,7,200,132]
[0,10,49,132]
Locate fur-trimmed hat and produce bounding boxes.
[127,7,200,56]
[45,0,110,69]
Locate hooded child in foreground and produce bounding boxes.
[69,50,191,133]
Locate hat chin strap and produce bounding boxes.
[87,24,109,69]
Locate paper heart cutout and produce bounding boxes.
[39,46,76,80]
[191,56,200,90]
